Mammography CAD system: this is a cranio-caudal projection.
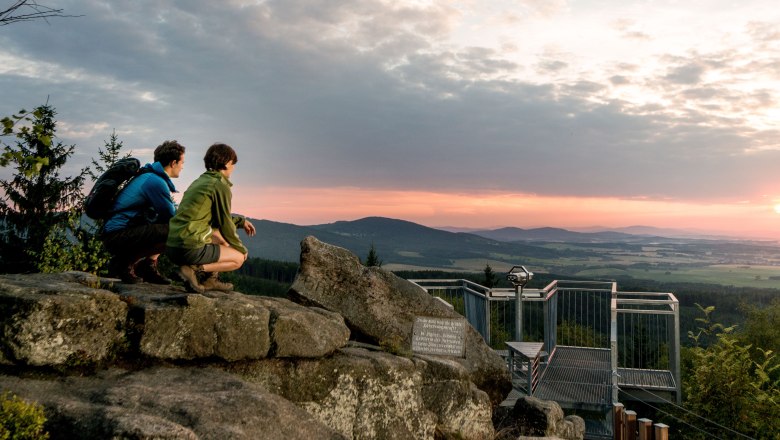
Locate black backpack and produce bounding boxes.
[84,157,143,220]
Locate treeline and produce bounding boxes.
[221,257,299,298]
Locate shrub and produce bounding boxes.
[0,392,49,440]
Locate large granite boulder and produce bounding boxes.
[493,396,586,440]
[289,236,512,406]
[228,345,495,440]
[0,272,127,367]
[123,287,350,361]
[0,366,346,440]
[0,272,350,367]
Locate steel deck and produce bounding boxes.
[504,346,676,410]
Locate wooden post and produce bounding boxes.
[637,418,652,440]
[625,410,637,440]
[614,403,625,440]
[654,423,669,440]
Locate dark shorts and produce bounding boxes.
[101,223,168,262]
[166,244,221,266]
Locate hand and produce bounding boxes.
[243,220,256,237]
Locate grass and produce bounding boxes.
[618,264,780,288]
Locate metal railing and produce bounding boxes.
[615,290,681,403]
[409,277,680,404]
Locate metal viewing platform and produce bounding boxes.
[410,277,680,439]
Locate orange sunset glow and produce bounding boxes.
[232,186,780,240]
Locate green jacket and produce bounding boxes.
[167,171,248,254]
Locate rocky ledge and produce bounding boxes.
[0,236,583,440]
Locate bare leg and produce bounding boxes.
[202,244,246,273]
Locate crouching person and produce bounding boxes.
[102,140,186,284]
[165,143,256,293]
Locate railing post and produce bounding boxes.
[484,285,492,346]
[624,410,637,440]
[613,403,625,440]
[637,418,652,440]
[611,287,619,404]
[514,285,523,341]
[671,298,681,404]
[653,423,669,440]
[543,293,549,352]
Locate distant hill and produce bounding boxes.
[240,216,779,274]
[242,216,563,266]
[470,226,637,243]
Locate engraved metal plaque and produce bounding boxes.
[411,316,466,357]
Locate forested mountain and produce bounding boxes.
[241,216,563,266]
[241,217,780,278]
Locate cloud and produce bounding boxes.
[663,62,706,85]
[1,0,779,210]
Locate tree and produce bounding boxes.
[365,242,382,267]
[35,130,132,274]
[483,262,496,288]
[1,108,49,173]
[0,0,78,26]
[87,129,130,181]
[0,105,87,273]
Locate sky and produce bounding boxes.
[1,0,779,240]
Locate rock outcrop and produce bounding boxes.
[0,272,349,366]
[0,238,574,439]
[0,366,346,439]
[0,272,127,367]
[289,236,512,406]
[493,397,586,440]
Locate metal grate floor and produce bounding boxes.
[501,345,677,409]
[617,367,675,390]
[534,346,612,407]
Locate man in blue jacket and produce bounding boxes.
[102,140,186,284]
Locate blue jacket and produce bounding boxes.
[103,162,177,233]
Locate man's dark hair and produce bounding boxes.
[154,140,186,166]
[204,143,238,171]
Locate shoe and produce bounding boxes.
[115,259,142,284]
[177,265,205,293]
[119,266,144,284]
[135,258,172,285]
[201,272,234,292]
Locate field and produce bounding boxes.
[385,240,780,289]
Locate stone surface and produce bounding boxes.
[0,272,127,367]
[131,292,272,361]
[228,345,494,440]
[288,236,511,406]
[415,354,495,439]
[494,396,585,440]
[124,286,349,361]
[253,296,350,358]
[0,273,350,366]
[0,260,538,440]
[0,366,346,440]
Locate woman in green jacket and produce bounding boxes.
[166,143,256,293]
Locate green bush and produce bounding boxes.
[681,305,780,439]
[0,392,49,440]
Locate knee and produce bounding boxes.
[228,254,245,271]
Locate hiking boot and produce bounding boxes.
[121,269,143,284]
[113,259,142,284]
[177,265,204,293]
[200,272,234,292]
[135,258,172,285]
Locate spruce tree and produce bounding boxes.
[87,129,130,181]
[365,242,382,267]
[483,262,496,288]
[0,105,87,273]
